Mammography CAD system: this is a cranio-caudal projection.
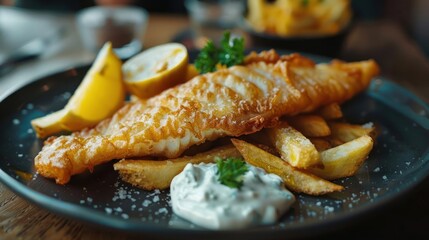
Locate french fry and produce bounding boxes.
[328,122,375,143]
[255,143,279,156]
[246,0,352,36]
[113,145,241,190]
[327,138,345,148]
[309,135,374,180]
[231,138,343,195]
[268,125,322,169]
[309,138,332,151]
[317,103,343,120]
[288,114,331,137]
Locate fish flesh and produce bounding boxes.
[35,52,379,184]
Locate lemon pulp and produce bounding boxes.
[123,43,189,99]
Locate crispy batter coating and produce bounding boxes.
[35,52,379,184]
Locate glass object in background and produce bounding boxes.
[76,6,148,59]
[185,0,245,48]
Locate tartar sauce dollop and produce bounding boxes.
[170,162,295,229]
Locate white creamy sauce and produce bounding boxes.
[170,163,295,230]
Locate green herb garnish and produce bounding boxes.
[194,31,245,74]
[216,157,249,189]
[194,40,218,74]
[218,32,245,67]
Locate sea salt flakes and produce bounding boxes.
[324,206,334,213]
[142,200,152,207]
[155,208,168,215]
[105,208,113,214]
[113,188,128,201]
[373,167,380,172]
[12,119,20,125]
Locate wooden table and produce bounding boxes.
[1,8,428,240]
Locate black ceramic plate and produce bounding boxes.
[0,56,429,240]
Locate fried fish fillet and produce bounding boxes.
[35,52,379,184]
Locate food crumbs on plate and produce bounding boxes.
[14,170,33,181]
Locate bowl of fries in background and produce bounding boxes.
[244,0,353,57]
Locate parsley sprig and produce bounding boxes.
[216,157,249,189]
[219,32,245,68]
[194,32,245,74]
[194,40,218,74]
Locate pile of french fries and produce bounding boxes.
[246,0,352,36]
[114,103,376,196]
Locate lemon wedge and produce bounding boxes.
[123,43,189,99]
[32,42,125,138]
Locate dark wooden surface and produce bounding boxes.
[1,17,428,240]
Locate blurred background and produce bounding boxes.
[1,0,427,101]
[1,0,428,53]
